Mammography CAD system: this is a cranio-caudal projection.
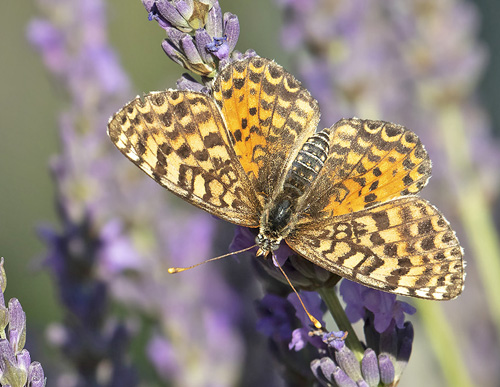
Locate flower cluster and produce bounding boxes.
[0,259,45,387]
[253,278,415,386]
[312,320,413,387]
[29,1,140,383]
[143,0,240,79]
[309,281,415,387]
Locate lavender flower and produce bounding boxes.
[30,0,248,384]
[144,0,240,77]
[146,0,217,32]
[307,281,416,386]
[0,258,46,387]
[340,280,416,334]
[254,283,415,386]
[29,1,139,384]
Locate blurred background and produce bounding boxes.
[1,0,500,386]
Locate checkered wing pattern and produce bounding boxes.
[108,90,261,227]
[297,118,432,220]
[213,57,320,206]
[288,196,464,299]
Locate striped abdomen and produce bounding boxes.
[283,129,330,200]
[264,129,331,237]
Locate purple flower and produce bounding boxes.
[145,0,217,33]
[27,19,68,76]
[146,334,178,380]
[322,330,347,351]
[206,36,229,59]
[255,294,294,341]
[0,259,46,387]
[340,280,416,333]
[255,291,326,352]
[287,292,325,350]
[144,0,240,78]
[311,322,413,386]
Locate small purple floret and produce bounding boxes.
[340,280,416,333]
[322,330,347,351]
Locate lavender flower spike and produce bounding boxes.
[147,0,216,33]
[146,0,240,78]
[312,323,411,387]
[0,258,46,387]
[340,280,415,333]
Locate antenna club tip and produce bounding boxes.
[168,267,180,274]
[313,320,323,330]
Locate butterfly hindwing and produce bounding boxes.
[287,196,464,300]
[108,90,261,227]
[213,57,321,206]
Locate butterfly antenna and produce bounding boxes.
[271,253,323,330]
[168,244,257,273]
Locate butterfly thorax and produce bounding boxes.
[256,130,330,256]
[256,195,295,256]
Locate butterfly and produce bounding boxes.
[108,56,464,300]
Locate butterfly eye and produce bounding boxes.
[255,234,264,245]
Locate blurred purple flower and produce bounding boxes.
[30,0,248,385]
[146,334,178,380]
[255,294,294,341]
[27,20,68,76]
[340,280,416,333]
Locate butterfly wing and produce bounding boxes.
[287,196,464,300]
[296,118,432,220]
[213,57,321,207]
[108,89,261,227]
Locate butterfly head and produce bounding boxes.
[255,233,282,257]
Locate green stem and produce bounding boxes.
[415,300,473,387]
[317,287,364,360]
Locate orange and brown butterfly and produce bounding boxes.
[107,56,464,300]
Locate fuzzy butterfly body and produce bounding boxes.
[108,57,464,300]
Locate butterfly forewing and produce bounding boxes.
[108,90,261,227]
[213,57,321,206]
[297,119,432,220]
[288,196,464,299]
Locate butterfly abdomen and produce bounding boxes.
[264,129,330,237]
[284,129,330,199]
